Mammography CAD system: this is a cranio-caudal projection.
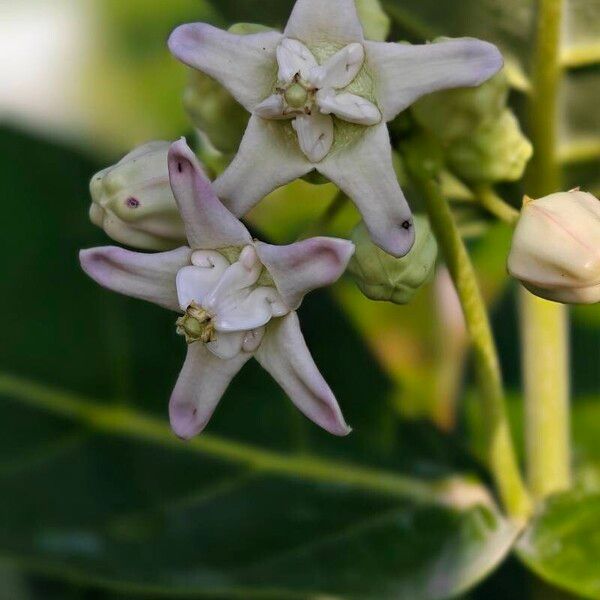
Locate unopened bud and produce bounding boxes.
[348,215,438,304]
[447,110,533,183]
[508,190,600,304]
[412,71,509,143]
[90,141,186,250]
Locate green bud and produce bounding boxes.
[447,110,533,183]
[412,71,509,143]
[348,215,438,304]
[184,71,249,156]
[356,0,391,41]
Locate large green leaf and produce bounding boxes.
[517,491,600,600]
[0,126,519,598]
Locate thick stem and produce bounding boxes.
[474,185,520,226]
[522,0,572,499]
[416,174,531,519]
[519,290,571,499]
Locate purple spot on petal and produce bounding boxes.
[126,197,140,209]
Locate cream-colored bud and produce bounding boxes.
[508,191,600,304]
[90,141,186,251]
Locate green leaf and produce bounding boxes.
[0,126,518,598]
[517,491,600,600]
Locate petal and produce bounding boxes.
[168,139,252,249]
[317,123,415,257]
[255,312,351,436]
[255,237,355,309]
[292,112,334,163]
[365,38,504,121]
[277,38,318,82]
[207,331,246,360]
[214,287,289,333]
[317,90,381,125]
[284,0,364,46]
[79,246,192,311]
[204,247,262,314]
[169,343,251,440]
[309,43,365,89]
[214,115,313,217]
[254,94,290,120]
[168,24,282,112]
[176,252,230,310]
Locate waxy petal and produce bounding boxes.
[176,252,230,310]
[168,24,282,112]
[277,38,318,82]
[80,246,192,311]
[292,112,334,163]
[255,312,351,436]
[168,139,252,249]
[284,0,364,46]
[256,237,355,309]
[366,38,504,121]
[203,247,262,315]
[169,343,251,440]
[317,90,381,125]
[254,94,289,120]
[214,287,289,333]
[214,115,313,217]
[207,331,246,360]
[309,43,365,89]
[318,123,415,257]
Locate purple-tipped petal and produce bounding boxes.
[255,238,355,309]
[168,139,252,249]
[284,0,364,46]
[168,24,282,112]
[317,123,415,257]
[255,312,351,437]
[79,246,192,311]
[366,38,504,122]
[169,343,251,440]
[214,115,313,218]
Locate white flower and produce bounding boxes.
[90,142,186,250]
[168,0,503,257]
[81,139,354,439]
[508,190,600,305]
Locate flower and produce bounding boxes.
[168,0,503,257]
[508,190,600,305]
[80,139,354,439]
[90,141,187,250]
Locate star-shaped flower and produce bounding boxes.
[169,0,503,257]
[80,139,354,440]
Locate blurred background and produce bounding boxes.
[0,0,599,598]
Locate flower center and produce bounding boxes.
[176,302,216,345]
[285,83,309,109]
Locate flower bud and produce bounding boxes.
[348,215,438,304]
[355,0,390,41]
[508,191,600,304]
[89,141,187,251]
[412,71,509,143]
[447,110,533,183]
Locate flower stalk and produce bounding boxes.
[412,171,531,519]
[521,0,572,500]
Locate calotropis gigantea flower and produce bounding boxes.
[508,190,600,305]
[90,141,187,250]
[80,139,354,439]
[168,0,503,257]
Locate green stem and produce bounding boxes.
[474,185,520,226]
[414,174,531,519]
[519,290,571,500]
[522,0,572,500]
[0,372,472,509]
